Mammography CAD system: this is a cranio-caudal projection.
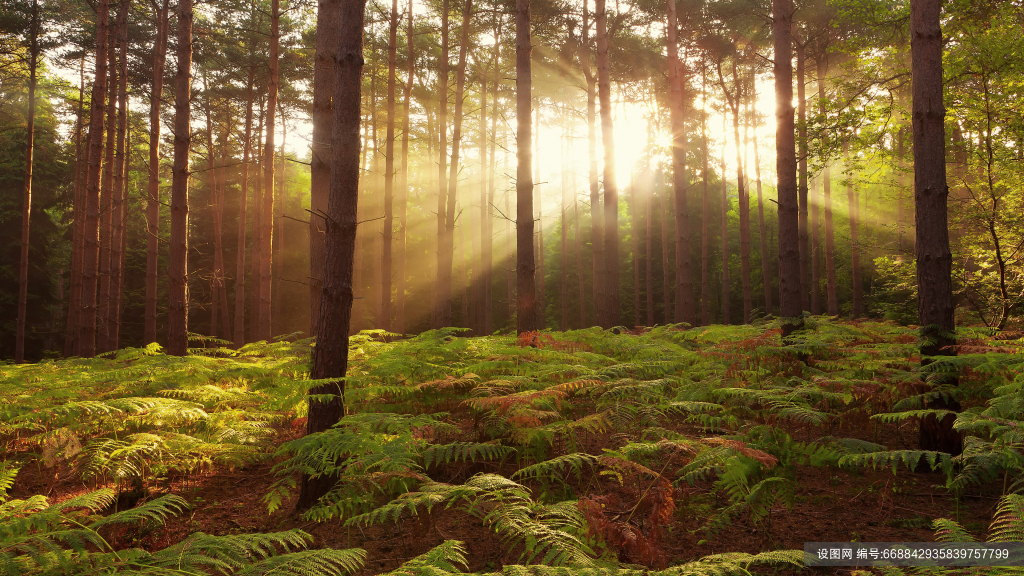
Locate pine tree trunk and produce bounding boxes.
[631,175,640,326]
[911,0,958,454]
[259,0,280,340]
[796,42,810,313]
[251,97,265,337]
[298,0,367,510]
[273,112,286,336]
[700,71,710,326]
[645,170,654,327]
[730,65,752,324]
[380,0,398,331]
[535,104,545,329]
[396,0,413,335]
[15,0,39,363]
[217,118,231,338]
[560,116,568,331]
[596,0,618,328]
[80,0,110,358]
[205,95,220,337]
[846,144,861,318]
[435,0,450,328]
[660,173,670,323]
[479,64,489,333]
[146,0,169,346]
[820,59,837,316]
[515,0,536,334]
[485,48,499,334]
[751,74,772,316]
[98,20,118,353]
[310,0,337,339]
[107,0,129,351]
[235,71,255,347]
[720,116,730,324]
[666,0,693,325]
[580,0,603,329]
[773,0,802,336]
[66,57,87,357]
[167,0,193,357]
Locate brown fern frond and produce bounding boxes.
[701,437,779,469]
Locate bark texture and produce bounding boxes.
[167,0,193,357]
[515,0,537,334]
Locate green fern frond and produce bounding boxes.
[382,540,468,576]
[988,494,1024,542]
[838,450,953,475]
[422,442,516,469]
[932,518,978,542]
[512,453,600,482]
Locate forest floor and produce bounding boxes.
[3,319,1022,576]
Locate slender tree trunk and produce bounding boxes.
[478,58,489,334]
[259,0,280,340]
[298,0,367,510]
[580,0,603,328]
[730,64,752,323]
[720,116,730,324]
[146,0,170,345]
[595,0,619,327]
[107,0,129,351]
[751,74,772,316]
[206,92,220,338]
[167,0,193,357]
[217,118,231,338]
[98,18,118,353]
[645,168,654,326]
[818,59,837,316]
[666,0,693,325]
[774,0,802,336]
[560,115,568,331]
[846,144,861,318]
[631,174,640,325]
[251,97,265,337]
[234,71,255,346]
[796,42,810,313]
[485,45,499,335]
[380,0,398,331]
[576,196,586,328]
[15,0,40,363]
[396,0,413,334]
[535,103,545,329]
[515,0,536,333]
[66,57,87,357]
[80,0,110,358]
[700,70,710,326]
[273,111,286,335]
[911,0,958,454]
[435,0,450,328]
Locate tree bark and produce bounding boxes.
[273,110,286,336]
[560,113,568,331]
[297,0,367,510]
[645,166,654,327]
[750,72,772,316]
[167,0,193,356]
[98,17,118,353]
[108,0,129,351]
[796,41,810,313]
[515,0,537,334]
[310,0,338,339]
[595,0,619,328]
[235,70,256,347]
[80,0,110,358]
[846,144,862,318]
[396,0,413,334]
[818,58,837,316]
[259,0,280,341]
[720,116,730,324]
[535,102,544,328]
[435,0,450,328]
[251,96,265,337]
[631,175,640,325]
[15,0,40,363]
[146,0,170,346]
[580,0,603,328]
[911,0,959,454]
[666,0,693,325]
[380,0,398,332]
[700,70,710,326]
[774,0,802,336]
[66,57,87,357]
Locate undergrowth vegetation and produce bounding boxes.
[2,320,1024,575]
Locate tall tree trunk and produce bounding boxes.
[911,0,958,454]
[439,0,473,328]
[666,0,693,325]
[297,0,367,511]
[535,102,545,329]
[260,0,280,340]
[206,90,220,338]
[660,174,670,323]
[796,42,810,313]
[485,44,500,334]
[645,168,654,326]
[631,174,640,325]
[66,57,87,357]
[109,2,129,349]
[251,97,265,337]
[381,0,398,331]
[580,0,603,328]
[479,49,493,335]
[720,116,730,324]
[596,0,618,327]
[15,0,40,363]
[773,0,802,336]
[515,0,536,333]
[146,0,170,345]
[818,58,837,316]
[80,0,110,358]
[310,0,338,338]
[98,18,118,353]
[217,117,231,338]
[435,0,450,327]
[167,0,193,356]
[751,72,772,316]
[235,71,256,346]
[273,111,286,336]
[576,195,586,328]
[700,70,710,326]
[846,144,861,318]
[560,115,568,331]
[396,0,413,334]
[732,64,752,323]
